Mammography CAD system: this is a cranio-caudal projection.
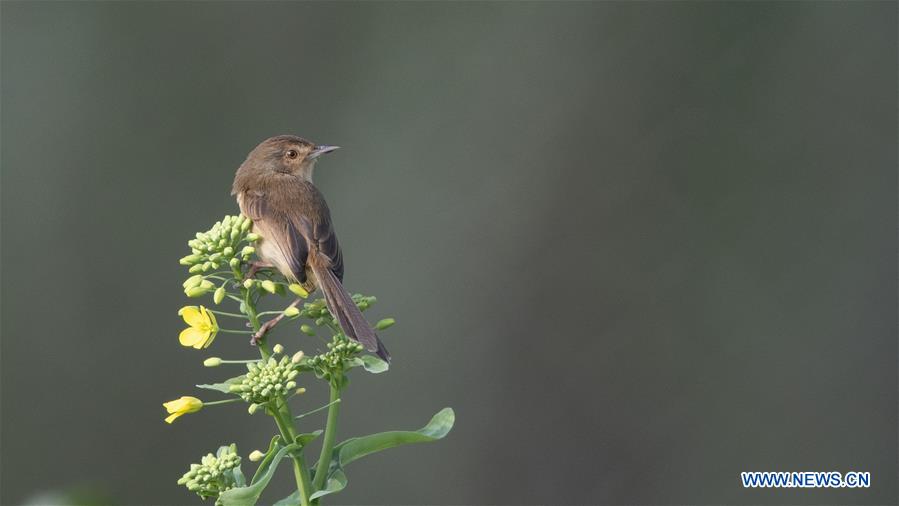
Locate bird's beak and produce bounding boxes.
[307,145,340,160]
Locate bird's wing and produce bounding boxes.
[239,189,310,283]
[239,188,344,283]
[314,220,344,282]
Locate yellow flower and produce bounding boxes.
[178,306,218,349]
[163,396,203,423]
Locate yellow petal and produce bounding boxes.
[179,306,205,327]
[179,327,208,347]
[200,330,216,349]
[165,412,183,424]
[201,306,218,331]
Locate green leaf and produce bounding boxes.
[218,438,296,506]
[196,374,245,393]
[294,430,323,447]
[308,468,347,500]
[346,355,389,374]
[336,407,454,466]
[249,436,282,485]
[308,408,455,500]
[271,491,301,506]
[229,466,247,489]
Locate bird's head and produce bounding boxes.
[237,135,340,183]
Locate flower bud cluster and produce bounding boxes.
[177,444,241,500]
[309,335,364,377]
[230,356,298,404]
[300,294,377,326]
[352,293,377,311]
[299,298,330,324]
[180,214,258,274]
[182,274,216,298]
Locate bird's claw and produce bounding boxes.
[250,318,279,346]
[243,261,274,282]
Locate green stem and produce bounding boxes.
[206,309,247,318]
[202,398,242,406]
[295,398,340,420]
[242,285,270,358]
[313,382,342,491]
[257,310,286,317]
[271,406,313,506]
[242,283,310,502]
[217,328,254,335]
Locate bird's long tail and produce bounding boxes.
[311,263,390,362]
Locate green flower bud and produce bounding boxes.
[183,274,204,289]
[222,247,234,257]
[249,450,265,462]
[230,257,241,268]
[283,306,300,318]
[241,246,255,257]
[248,403,260,415]
[246,233,260,241]
[300,324,315,336]
[185,285,210,297]
[203,357,222,367]
[179,254,202,265]
[230,228,240,241]
[272,343,284,354]
[213,287,226,304]
[243,279,254,289]
[288,284,309,298]
[375,318,396,330]
[241,219,252,231]
[260,280,277,294]
[188,264,205,274]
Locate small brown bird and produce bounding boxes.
[232,135,389,361]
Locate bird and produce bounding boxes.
[232,135,389,361]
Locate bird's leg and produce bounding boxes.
[250,297,303,345]
[243,260,274,281]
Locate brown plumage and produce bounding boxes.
[232,135,389,361]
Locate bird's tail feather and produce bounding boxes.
[311,263,390,362]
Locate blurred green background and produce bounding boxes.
[2,1,896,505]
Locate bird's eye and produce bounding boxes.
[286,149,299,159]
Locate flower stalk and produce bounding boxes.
[313,381,342,492]
[243,289,311,504]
